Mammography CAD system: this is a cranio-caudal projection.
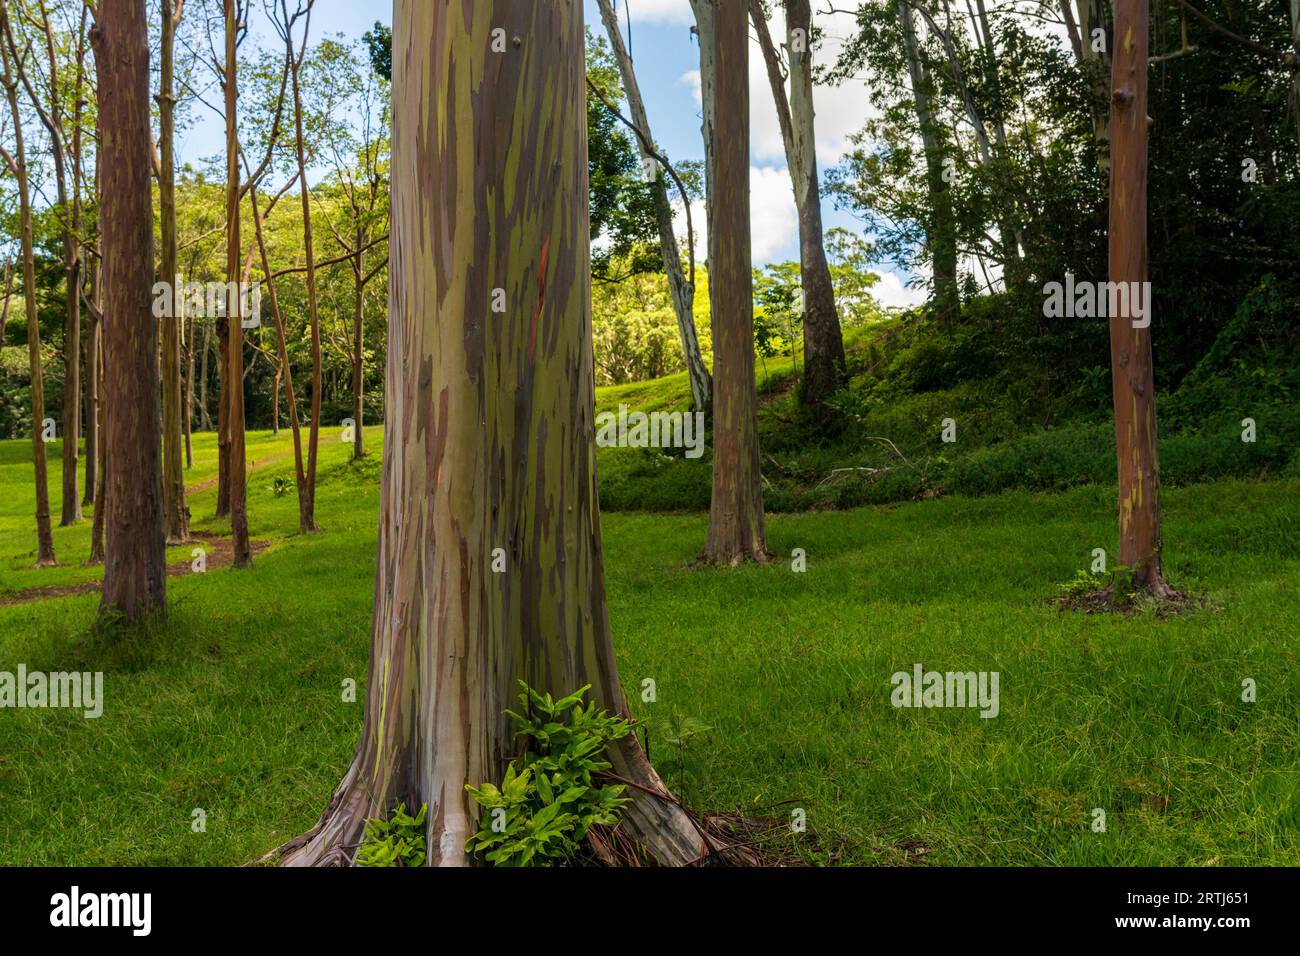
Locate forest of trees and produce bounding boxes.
[0,0,1297,881]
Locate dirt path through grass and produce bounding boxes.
[0,532,273,608]
[186,450,297,495]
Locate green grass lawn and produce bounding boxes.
[1,423,1298,865]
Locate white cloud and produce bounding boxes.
[615,0,695,25]
[748,165,799,263]
[669,165,799,267]
[870,271,927,311]
[677,8,878,202]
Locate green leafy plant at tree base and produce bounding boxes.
[1057,567,1117,602]
[356,802,427,867]
[465,682,632,867]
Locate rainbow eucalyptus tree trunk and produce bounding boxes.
[1107,0,1170,596]
[223,0,251,569]
[273,0,705,868]
[702,0,769,565]
[93,0,165,619]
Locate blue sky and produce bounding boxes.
[177,1,922,307]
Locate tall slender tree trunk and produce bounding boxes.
[88,326,106,565]
[596,0,711,415]
[59,183,82,525]
[271,362,281,436]
[184,307,194,467]
[350,231,365,460]
[160,0,188,542]
[216,310,230,515]
[1107,0,1169,597]
[28,0,86,526]
[749,0,845,417]
[84,159,102,510]
[785,0,845,412]
[702,0,769,566]
[288,3,322,533]
[1071,0,1112,172]
[273,0,706,868]
[249,179,309,522]
[1,1,56,567]
[224,0,251,568]
[898,0,959,326]
[1290,0,1299,153]
[73,11,94,512]
[83,307,98,506]
[199,315,212,431]
[60,172,83,525]
[93,0,166,620]
[0,257,10,347]
[689,0,717,252]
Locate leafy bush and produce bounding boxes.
[356,802,428,867]
[464,683,632,867]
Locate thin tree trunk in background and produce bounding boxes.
[84,143,101,509]
[184,307,194,467]
[63,9,88,525]
[689,0,717,258]
[1291,0,1299,152]
[0,257,10,345]
[25,0,84,525]
[785,0,846,412]
[703,0,769,566]
[88,324,106,564]
[216,304,229,514]
[160,0,188,542]
[224,0,251,568]
[199,314,212,431]
[271,362,280,436]
[287,0,322,533]
[87,251,105,563]
[596,0,711,415]
[93,0,166,620]
[250,179,309,523]
[350,245,364,459]
[968,0,1025,282]
[274,0,706,868]
[83,306,98,506]
[1074,0,1112,172]
[1,1,56,566]
[750,0,845,417]
[898,0,959,326]
[1107,0,1170,596]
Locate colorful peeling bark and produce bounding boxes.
[703,0,769,565]
[1107,0,1170,595]
[275,0,705,867]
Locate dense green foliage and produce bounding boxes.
[464,684,632,867]
[356,802,427,868]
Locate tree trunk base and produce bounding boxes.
[696,547,773,569]
[260,734,724,868]
[1057,576,1201,617]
